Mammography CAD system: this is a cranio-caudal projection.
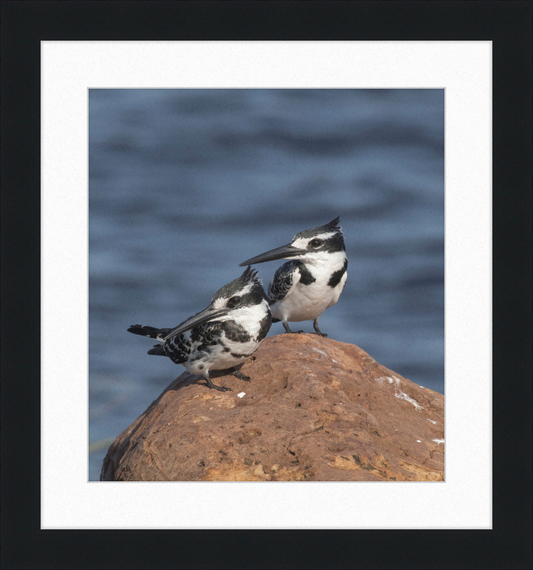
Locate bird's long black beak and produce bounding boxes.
[239,243,308,266]
[163,305,229,340]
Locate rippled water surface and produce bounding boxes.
[89,89,444,480]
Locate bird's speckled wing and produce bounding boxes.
[268,260,303,303]
[161,320,226,364]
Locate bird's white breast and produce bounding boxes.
[271,252,347,322]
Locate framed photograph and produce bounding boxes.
[2,1,531,568]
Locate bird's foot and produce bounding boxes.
[312,320,327,337]
[282,322,305,334]
[209,383,232,392]
[209,382,232,392]
[204,374,232,392]
[232,369,251,382]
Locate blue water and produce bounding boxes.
[89,89,444,480]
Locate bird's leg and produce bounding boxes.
[312,319,328,337]
[282,321,305,334]
[203,371,232,392]
[231,368,251,382]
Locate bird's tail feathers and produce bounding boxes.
[147,344,166,356]
[127,324,171,339]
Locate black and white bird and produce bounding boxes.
[239,217,347,337]
[128,267,271,392]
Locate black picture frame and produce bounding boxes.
[1,1,531,569]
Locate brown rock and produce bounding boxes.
[101,335,444,481]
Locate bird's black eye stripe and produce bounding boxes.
[227,296,241,308]
[310,238,323,248]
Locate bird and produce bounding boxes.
[127,266,272,392]
[239,217,347,337]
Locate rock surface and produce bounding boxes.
[101,334,444,481]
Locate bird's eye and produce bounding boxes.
[310,238,323,248]
[227,296,241,308]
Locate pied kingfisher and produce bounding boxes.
[239,217,347,337]
[128,267,272,392]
